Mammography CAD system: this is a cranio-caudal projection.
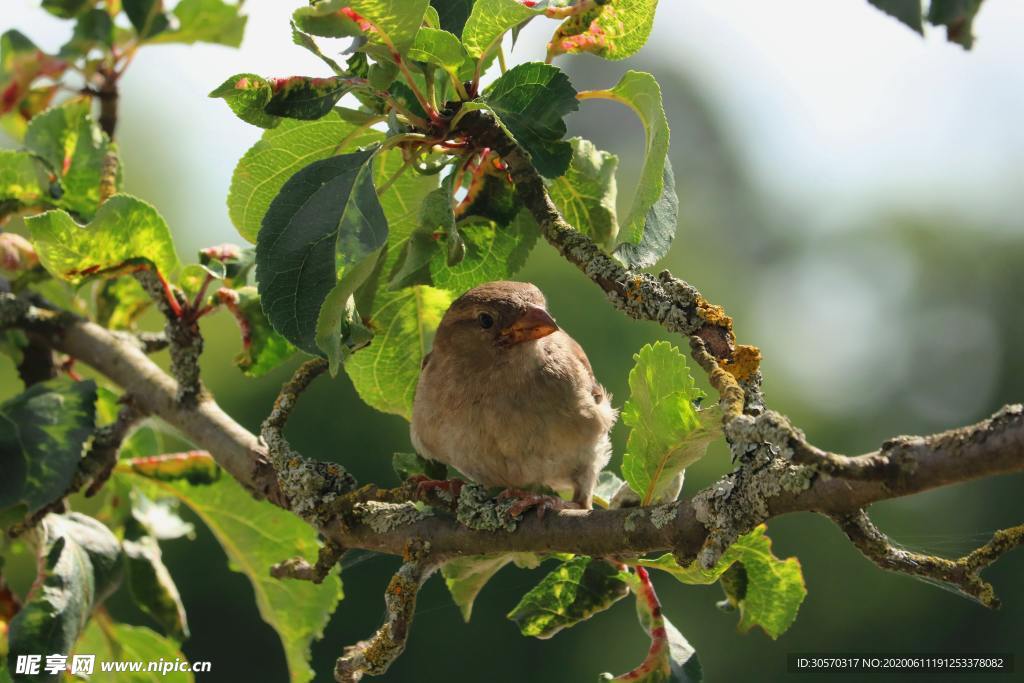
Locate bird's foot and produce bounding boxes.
[498,489,579,519]
[412,476,465,502]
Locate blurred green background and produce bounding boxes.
[3,1,1024,681]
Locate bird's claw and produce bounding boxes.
[500,489,577,519]
[413,477,464,501]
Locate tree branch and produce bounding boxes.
[830,509,1024,608]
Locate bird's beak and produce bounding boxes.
[499,305,559,345]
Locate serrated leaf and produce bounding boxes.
[927,0,984,49]
[408,28,473,80]
[211,74,358,129]
[123,534,189,641]
[868,0,924,33]
[483,62,578,178]
[26,194,180,284]
[0,150,48,208]
[613,158,677,269]
[582,71,672,266]
[430,211,537,291]
[221,286,297,377]
[74,621,193,683]
[148,0,248,47]
[548,137,619,247]
[432,0,475,35]
[549,0,658,61]
[7,513,123,680]
[638,525,806,639]
[24,99,120,218]
[0,378,96,519]
[255,147,387,355]
[620,342,719,506]
[508,556,629,639]
[228,109,383,242]
[462,0,541,62]
[443,555,512,621]
[345,285,452,419]
[119,473,343,683]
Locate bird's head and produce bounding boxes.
[434,281,559,361]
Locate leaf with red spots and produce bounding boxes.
[548,0,658,61]
[210,73,358,129]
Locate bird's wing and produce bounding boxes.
[566,335,607,405]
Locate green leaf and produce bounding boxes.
[210,74,357,128]
[345,285,452,419]
[927,0,984,49]
[263,76,356,121]
[408,28,473,80]
[220,286,297,377]
[345,0,431,56]
[582,71,671,265]
[129,489,195,540]
[620,342,719,507]
[462,0,541,62]
[60,9,115,57]
[119,473,343,683]
[430,211,537,292]
[0,378,97,519]
[457,172,519,226]
[442,555,512,621]
[95,276,152,330]
[40,0,95,19]
[548,137,619,247]
[483,62,578,178]
[7,513,123,679]
[228,109,383,243]
[507,556,629,639]
[292,0,364,39]
[373,146,441,287]
[123,0,172,40]
[26,194,180,284]
[638,526,807,639]
[432,0,475,35]
[868,0,924,33]
[24,99,120,218]
[148,0,248,47]
[123,534,189,641]
[549,0,659,61]
[74,621,194,683]
[209,73,279,129]
[0,150,48,207]
[255,148,387,355]
[613,157,677,269]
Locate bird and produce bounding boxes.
[410,281,617,514]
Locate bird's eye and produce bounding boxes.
[477,312,494,329]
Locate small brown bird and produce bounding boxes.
[411,281,617,513]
